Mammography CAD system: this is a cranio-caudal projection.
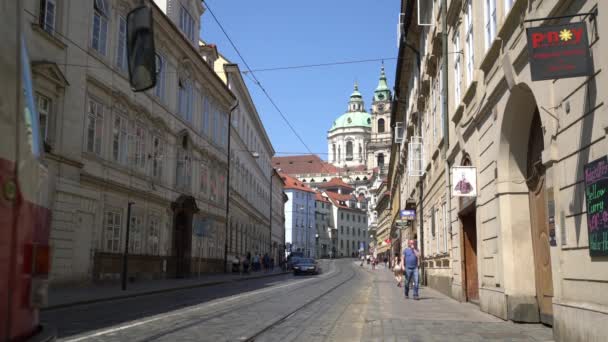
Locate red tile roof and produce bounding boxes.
[314,191,330,202]
[317,177,354,190]
[272,155,337,175]
[280,173,316,193]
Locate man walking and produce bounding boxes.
[401,240,420,300]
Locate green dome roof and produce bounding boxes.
[329,111,372,131]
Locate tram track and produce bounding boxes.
[242,263,359,342]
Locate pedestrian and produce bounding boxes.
[270,257,275,271]
[401,239,420,300]
[253,253,260,272]
[360,255,365,267]
[232,254,241,273]
[263,253,270,272]
[383,256,388,269]
[371,257,376,270]
[393,253,403,287]
[242,255,250,274]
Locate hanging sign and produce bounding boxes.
[400,209,416,220]
[527,22,592,81]
[452,166,477,197]
[583,156,608,257]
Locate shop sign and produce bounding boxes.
[452,166,477,197]
[583,156,608,257]
[527,22,592,81]
[400,209,416,220]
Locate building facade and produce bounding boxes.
[314,192,333,258]
[391,0,608,340]
[271,170,287,265]
[215,61,276,265]
[282,174,316,258]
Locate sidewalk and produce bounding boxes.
[45,268,289,310]
[356,261,554,341]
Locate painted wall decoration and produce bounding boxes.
[452,166,477,197]
[584,156,608,257]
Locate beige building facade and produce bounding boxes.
[22,0,285,284]
[391,0,608,340]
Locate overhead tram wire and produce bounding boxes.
[202,0,333,173]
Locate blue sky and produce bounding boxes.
[202,0,399,160]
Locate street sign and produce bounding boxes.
[527,22,593,81]
[400,209,416,220]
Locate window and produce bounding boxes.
[35,93,51,141]
[484,0,497,51]
[430,206,436,238]
[432,77,438,142]
[200,163,208,194]
[202,95,210,136]
[218,173,226,204]
[105,209,121,253]
[39,0,56,34]
[179,5,195,42]
[378,118,385,133]
[332,144,336,162]
[176,136,192,190]
[210,167,218,201]
[134,123,146,171]
[439,68,444,141]
[346,141,353,161]
[178,77,193,123]
[152,136,163,180]
[340,226,343,234]
[85,97,103,155]
[465,0,474,85]
[442,201,448,252]
[453,30,462,106]
[505,0,514,14]
[148,215,161,255]
[341,212,344,220]
[377,153,385,168]
[112,114,128,165]
[154,54,166,102]
[92,0,109,55]
[129,214,144,254]
[116,16,127,71]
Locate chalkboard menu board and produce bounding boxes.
[584,156,608,257]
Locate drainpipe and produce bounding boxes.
[223,100,239,273]
[441,0,452,246]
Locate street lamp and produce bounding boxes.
[315,233,319,259]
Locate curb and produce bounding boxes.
[42,271,290,311]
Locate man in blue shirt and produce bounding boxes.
[400,239,420,299]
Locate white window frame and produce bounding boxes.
[442,200,448,252]
[504,0,514,15]
[465,0,474,86]
[484,0,497,51]
[85,97,103,155]
[178,77,193,123]
[116,15,127,72]
[154,53,166,102]
[112,113,128,165]
[453,30,462,106]
[179,5,195,43]
[176,145,192,191]
[202,94,210,136]
[439,67,444,141]
[148,214,161,255]
[104,209,122,253]
[92,0,109,55]
[129,214,144,254]
[152,135,163,180]
[35,93,51,141]
[432,77,437,143]
[40,0,57,34]
[200,162,208,195]
[133,122,146,171]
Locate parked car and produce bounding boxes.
[293,258,320,275]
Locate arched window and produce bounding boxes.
[377,153,385,168]
[346,141,353,161]
[378,118,385,133]
[337,146,341,162]
[332,144,336,162]
[358,143,363,162]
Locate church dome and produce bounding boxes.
[329,82,372,132]
[330,111,372,131]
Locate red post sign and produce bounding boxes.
[526,22,593,81]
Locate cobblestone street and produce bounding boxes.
[42,259,553,341]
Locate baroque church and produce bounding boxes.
[272,64,393,251]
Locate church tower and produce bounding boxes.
[366,63,393,172]
[327,83,372,168]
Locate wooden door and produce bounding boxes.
[528,174,554,325]
[73,212,94,280]
[462,212,479,302]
